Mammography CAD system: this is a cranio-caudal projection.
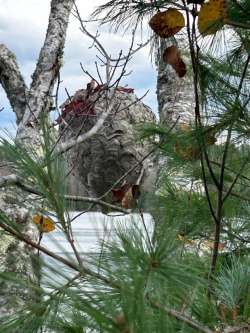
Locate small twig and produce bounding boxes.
[65,195,130,214]
[69,203,95,223]
[139,208,154,254]
[72,2,109,60]
[149,298,213,333]
[222,158,249,203]
[80,63,100,85]
[210,160,250,184]
[227,20,250,30]
[94,61,104,84]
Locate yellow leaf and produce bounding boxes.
[174,142,200,161]
[32,214,55,233]
[177,234,195,245]
[198,0,228,36]
[206,134,217,145]
[202,240,226,250]
[149,8,185,38]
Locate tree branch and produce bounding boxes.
[0,217,117,288]
[223,323,250,333]
[20,0,74,127]
[0,174,129,213]
[0,44,27,123]
[65,194,129,213]
[0,174,19,188]
[149,298,213,333]
[55,101,114,154]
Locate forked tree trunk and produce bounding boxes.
[0,0,74,319]
[0,1,194,323]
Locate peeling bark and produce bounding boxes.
[156,38,195,125]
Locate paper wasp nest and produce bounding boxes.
[59,83,156,203]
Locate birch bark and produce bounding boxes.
[156,38,195,125]
[0,0,74,320]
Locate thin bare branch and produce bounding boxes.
[55,101,114,154]
[149,298,213,333]
[0,174,129,213]
[65,195,129,213]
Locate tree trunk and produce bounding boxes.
[0,1,195,323]
[156,38,195,125]
[0,0,74,320]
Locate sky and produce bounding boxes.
[0,0,158,136]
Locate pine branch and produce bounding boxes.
[92,0,190,28]
[210,53,250,275]
[0,217,118,288]
[210,160,250,184]
[149,298,214,333]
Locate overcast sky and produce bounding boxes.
[0,0,158,136]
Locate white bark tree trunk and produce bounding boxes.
[0,0,74,320]
[156,38,195,125]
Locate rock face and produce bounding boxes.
[59,85,157,202]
